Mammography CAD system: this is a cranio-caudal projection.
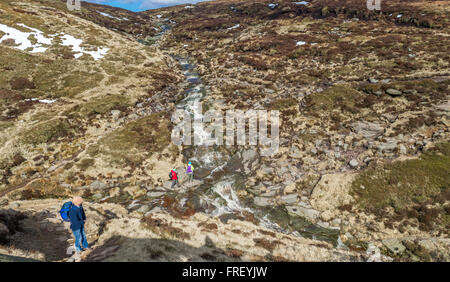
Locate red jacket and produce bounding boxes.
[170,170,178,180]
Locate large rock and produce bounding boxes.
[286,205,320,222]
[147,191,165,198]
[377,139,398,153]
[349,159,359,168]
[254,197,272,207]
[351,121,384,140]
[89,180,108,190]
[386,88,403,96]
[383,239,406,255]
[280,194,298,205]
[310,173,355,212]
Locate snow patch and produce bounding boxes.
[0,23,53,53]
[26,98,56,104]
[60,33,109,61]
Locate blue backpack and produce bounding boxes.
[59,201,73,222]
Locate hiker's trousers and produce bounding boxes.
[72,226,89,252]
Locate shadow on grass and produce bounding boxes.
[84,235,243,262]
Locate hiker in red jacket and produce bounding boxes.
[170,168,179,188]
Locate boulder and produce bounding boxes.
[254,197,272,207]
[286,205,320,222]
[351,121,384,140]
[349,159,359,168]
[147,191,165,198]
[89,180,108,190]
[386,88,403,96]
[280,194,298,205]
[310,173,355,212]
[383,239,406,255]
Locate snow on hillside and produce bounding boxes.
[0,23,109,60]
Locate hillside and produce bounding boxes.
[0,0,449,262]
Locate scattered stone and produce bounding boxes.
[386,88,402,96]
[349,159,359,168]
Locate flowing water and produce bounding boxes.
[137,20,341,246]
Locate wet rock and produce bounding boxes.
[194,168,211,179]
[286,205,320,222]
[382,238,406,255]
[386,88,403,96]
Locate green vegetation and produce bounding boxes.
[79,95,130,116]
[21,118,73,145]
[270,98,297,110]
[96,112,172,165]
[77,158,95,170]
[351,142,450,233]
[305,85,364,114]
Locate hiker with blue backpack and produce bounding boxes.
[60,196,90,254]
